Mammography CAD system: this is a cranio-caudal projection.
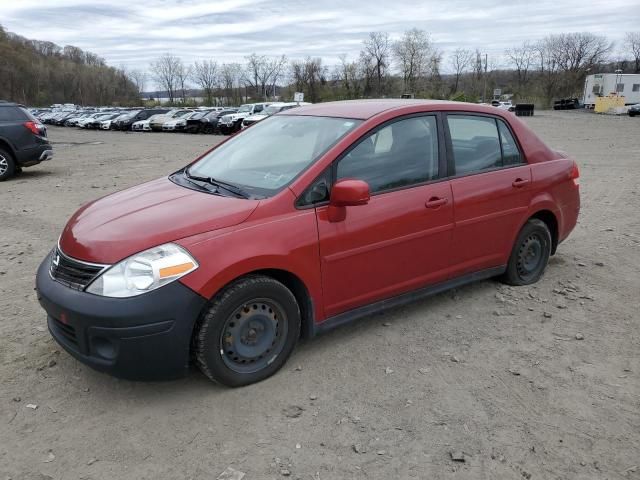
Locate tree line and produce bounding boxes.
[2,22,639,108]
[150,30,640,108]
[0,24,139,106]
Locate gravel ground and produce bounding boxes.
[1,111,639,480]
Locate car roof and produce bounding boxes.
[280,99,503,120]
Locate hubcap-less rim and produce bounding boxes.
[516,233,544,280]
[220,298,288,374]
[0,155,8,176]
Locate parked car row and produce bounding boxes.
[30,102,310,135]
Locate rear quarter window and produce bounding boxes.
[447,115,502,175]
[497,120,523,165]
[0,106,27,122]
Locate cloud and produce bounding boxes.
[1,0,636,78]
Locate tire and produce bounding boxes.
[194,275,301,387]
[501,218,552,286]
[0,148,16,181]
[203,124,213,134]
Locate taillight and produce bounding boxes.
[24,121,43,136]
[569,161,580,186]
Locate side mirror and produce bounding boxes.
[330,179,370,207]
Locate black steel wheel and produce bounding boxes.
[501,218,552,286]
[194,275,300,387]
[220,298,288,374]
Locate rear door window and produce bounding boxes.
[447,115,502,175]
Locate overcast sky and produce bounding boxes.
[1,0,636,75]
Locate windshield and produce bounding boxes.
[237,105,252,113]
[187,115,362,197]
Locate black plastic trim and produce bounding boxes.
[312,266,506,336]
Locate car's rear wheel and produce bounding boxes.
[194,275,300,387]
[501,218,552,286]
[0,148,16,181]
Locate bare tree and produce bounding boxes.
[151,53,180,103]
[505,41,535,88]
[393,28,434,94]
[220,63,242,105]
[535,36,562,104]
[363,32,390,96]
[290,57,326,103]
[243,53,288,100]
[558,32,612,73]
[127,69,146,95]
[265,55,288,99]
[624,32,640,73]
[243,53,264,98]
[193,60,218,105]
[535,33,612,101]
[449,48,474,93]
[176,60,191,104]
[337,54,361,99]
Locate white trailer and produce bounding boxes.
[583,73,640,107]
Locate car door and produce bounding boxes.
[445,113,532,277]
[314,114,454,318]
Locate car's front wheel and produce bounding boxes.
[194,275,301,387]
[0,148,16,181]
[501,218,552,286]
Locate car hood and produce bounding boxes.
[59,176,260,264]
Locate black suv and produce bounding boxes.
[198,109,238,134]
[0,102,53,181]
[113,108,170,131]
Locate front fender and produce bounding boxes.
[176,209,324,322]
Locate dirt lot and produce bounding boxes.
[1,111,639,480]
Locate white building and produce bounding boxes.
[583,73,640,107]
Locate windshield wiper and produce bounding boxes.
[184,169,250,199]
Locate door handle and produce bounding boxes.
[425,197,448,208]
[512,178,530,188]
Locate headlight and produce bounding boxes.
[86,243,198,298]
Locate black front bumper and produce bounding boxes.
[35,256,207,380]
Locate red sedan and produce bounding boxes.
[36,100,580,386]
